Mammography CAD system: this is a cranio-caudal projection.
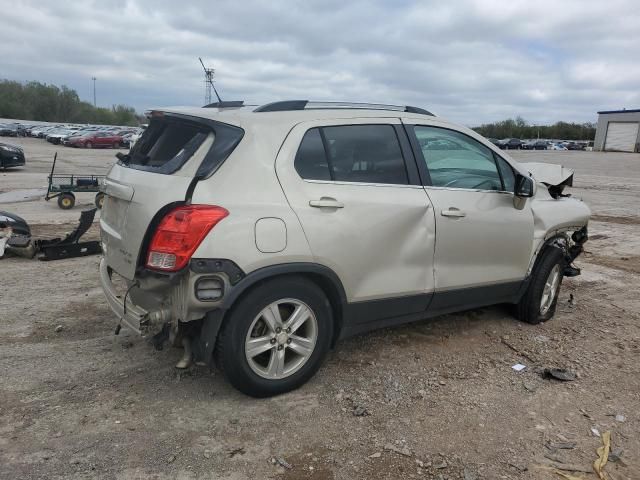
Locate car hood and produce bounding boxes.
[521,162,573,187]
[0,142,22,151]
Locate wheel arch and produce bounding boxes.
[527,232,570,277]
[222,263,346,344]
[194,263,348,366]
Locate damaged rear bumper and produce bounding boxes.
[99,258,170,335]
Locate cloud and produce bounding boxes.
[1,0,638,124]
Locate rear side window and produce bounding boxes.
[127,117,210,172]
[295,129,331,180]
[294,124,408,185]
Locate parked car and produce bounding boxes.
[566,142,586,151]
[549,143,568,151]
[99,100,590,397]
[66,131,124,148]
[522,140,548,150]
[120,132,137,148]
[0,124,20,137]
[0,142,25,168]
[47,127,82,144]
[497,138,523,149]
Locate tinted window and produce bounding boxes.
[414,126,502,190]
[323,125,408,184]
[294,128,331,181]
[495,155,516,192]
[294,125,409,185]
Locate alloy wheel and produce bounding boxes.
[244,298,318,379]
[540,264,561,315]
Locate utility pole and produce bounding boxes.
[92,77,97,107]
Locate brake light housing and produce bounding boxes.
[146,205,228,272]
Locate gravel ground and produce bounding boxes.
[1,138,639,479]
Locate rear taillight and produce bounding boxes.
[146,205,228,272]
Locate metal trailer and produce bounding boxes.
[45,153,106,209]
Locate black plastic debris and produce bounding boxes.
[37,208,101,260]
[0,208,101,261]
[542,368,577,382]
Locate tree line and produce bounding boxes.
[473,116,596,141]
[0,79,141,126]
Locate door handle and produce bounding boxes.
[309,198,344,209]
[441,208,466,218]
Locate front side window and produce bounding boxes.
[413,126,503,191]
[294,124,409,185]
[495,155,516,192]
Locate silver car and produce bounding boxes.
[99,101,590,397]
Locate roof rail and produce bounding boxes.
[203,101,245,108]
[254,100,434,116]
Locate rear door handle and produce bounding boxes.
[309,198,344,209]
[441,208,466,218]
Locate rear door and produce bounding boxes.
[275,118,435,307]
[101,114,223,279]
[406,124,533,305]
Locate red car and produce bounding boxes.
[67,131,123,149]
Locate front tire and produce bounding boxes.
[516,246,564,324]
[215,276,333,397]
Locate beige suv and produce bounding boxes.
[99,101,590,397]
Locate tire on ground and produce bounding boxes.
[95,192,105,209]
[215,276,333,397]
[516,246,565,324]
[57,192,76,210]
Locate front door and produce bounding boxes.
[276,118,436,310]
[406,124,534,307]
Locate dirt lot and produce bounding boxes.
[1,138,639,479]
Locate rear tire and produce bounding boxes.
[516,246,564,324]
[215,276,333,397]
[57,192,76,210]
[85,141,93,149]
[112,141,120,149]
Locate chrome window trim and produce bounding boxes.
[425,185,515,195]
[303,179,425,189]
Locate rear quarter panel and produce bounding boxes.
[190,120,313,272]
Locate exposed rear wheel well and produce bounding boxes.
[222,272,345,346]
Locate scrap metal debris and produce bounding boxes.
[546,441,577,450]
[270,457,292,469]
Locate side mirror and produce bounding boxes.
[515,174,534,197]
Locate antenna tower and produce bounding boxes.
[198,57,221,104]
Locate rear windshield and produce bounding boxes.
[125,117,211,173]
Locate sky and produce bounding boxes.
[1,0,639,126]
